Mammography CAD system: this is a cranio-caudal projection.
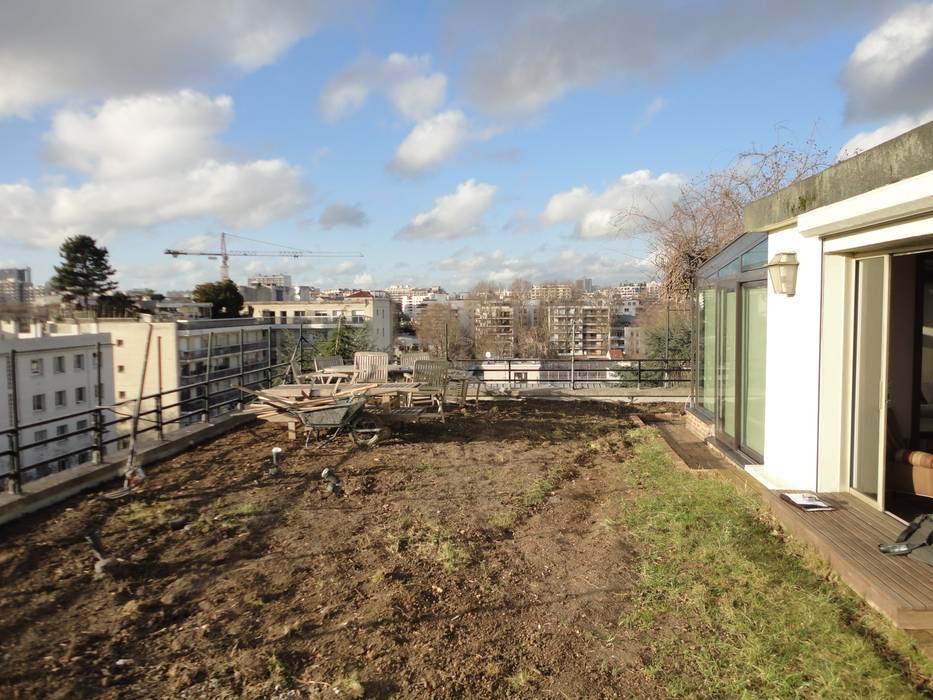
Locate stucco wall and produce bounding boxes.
[761,226,823,489]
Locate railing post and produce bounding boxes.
[155,393,164,441]
[201,382,210,423]
[636,360,642,390]
[92,407,104,463]
[7,431,21,495]
[507,359,512,389]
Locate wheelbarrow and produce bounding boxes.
[294,397,388,448]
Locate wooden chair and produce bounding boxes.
[409,359,449,422]
[353,352,389,383]
[399,352,431,381]
[311,355,345,384]
[399,351,431,370]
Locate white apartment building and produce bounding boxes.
[248,293,395,352]
[385,285,450,317]
[531,283,574,302]
[72,317,276,440]
[0,332,115,485]
[248,273,292,288]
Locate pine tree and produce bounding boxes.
[192,280,244,318]
[49,235,117,309]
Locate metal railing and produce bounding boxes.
[0,360,290,494]
[449,358,692,391]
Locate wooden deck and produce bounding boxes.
[769,492,933,630]
[651,414,933,633]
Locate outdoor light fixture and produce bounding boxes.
[766,252,799,296]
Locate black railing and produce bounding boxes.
[0,360,290,494]
[450,358,691,391]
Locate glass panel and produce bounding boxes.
[851,257,886,502]
[718,288,737,439]
[718,257,741,278]
[741,240,768,270]
[697,289,717,411]
[741,284,767,456]
[920,258,933,432]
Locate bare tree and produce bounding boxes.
[618,137,828,302]
[415,303,471,359]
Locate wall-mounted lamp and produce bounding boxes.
[766,252,799,296]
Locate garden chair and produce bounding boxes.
[399,351,431,380]
[353,351,389,383]
[409,359,449,422]
[311,355,346,384]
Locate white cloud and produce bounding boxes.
[433,246,654,288]
[45,91,232,179]
[319,202,369,229]
[634,96,669,133]
[320,53,447,121]
[353,272,374,287]
[455,1,889,115]
[842,3,933,122]
[389,110,470,176]
[542,170,686,239]
[397,179,497,240]
[0,91,309,247]
[0,0,349,117]
[838,109,933,160]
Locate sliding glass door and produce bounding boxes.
[717,288,737,441]
[850,255,889,507]
[741,283,767,459]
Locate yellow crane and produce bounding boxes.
[164,232,362,281]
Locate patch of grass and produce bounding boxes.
[332,671,365,698]
[615,428,933,698]
[122,499,177,525]
[487,509,518,530]
[265,652,286,681]
[507,668,537,690]
[523,462,574,507]
[227,502,262,517]
[409,522,471,573]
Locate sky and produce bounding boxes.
[1,0,932,293]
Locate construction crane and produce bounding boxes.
[164,232,363,281]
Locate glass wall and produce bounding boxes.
[697,289,717,412]
[741,284,767,456]
[694,233,768,462]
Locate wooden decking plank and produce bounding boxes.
[770,494,933,615]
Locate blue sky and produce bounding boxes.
[1,0,931,292]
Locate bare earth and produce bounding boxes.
[0,401,662,699]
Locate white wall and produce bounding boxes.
[760,226,824,490]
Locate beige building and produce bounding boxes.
[548,304,611,357]
[247,293,395,352]
[473,302,515,357]
[531,283,574,302]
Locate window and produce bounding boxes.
[55,390,67,407]
[56,424,68,444]
[116,339,124,347]
[75,387,86,404]
[30,359,43,376]
[53,355,65,373]
[76,419,88,431]
[32,394,45,412]
[118,365,125,373]
[118,391,126,399]
[34,429,47,444]
[74,354,84,370]
[93,384,100,399]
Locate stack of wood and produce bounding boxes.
[240,384,377,424]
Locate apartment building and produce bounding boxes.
[247,292,395,352]
[0,268,38,304]
[531,283,574,302]
[548,304,611,357]
[473,302,515,356]
[0,332,115,483]
[248,274,292,288]
[70,317,275,440]
[385,285,450,318]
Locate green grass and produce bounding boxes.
[615,427,932,699]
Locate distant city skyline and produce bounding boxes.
[1,2,930,291]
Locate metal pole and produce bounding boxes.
[570,321,575,390]
[203,331,213,421]
[7,349,21,494]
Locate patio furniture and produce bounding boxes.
[399,352,431,371]
[354,352,389,383]
[447,368,483,408]
[409,359,450,422]
[311,355,347,384]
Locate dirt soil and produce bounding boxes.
[0,401,663,699]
